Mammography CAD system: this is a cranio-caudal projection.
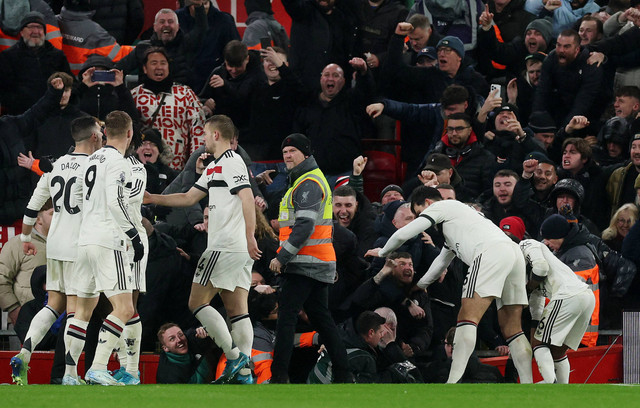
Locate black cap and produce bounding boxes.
[417,46,437,61]
[528,111,557,133]
[281,133,312,156]
[380,184,403,201]
[525,151,555,165]
[525,51,547,65]
[423,153,462,186]
[494,103,520,121]
[20,11,46,31]
[540,214,571,239]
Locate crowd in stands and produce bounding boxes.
[1,0,640,384]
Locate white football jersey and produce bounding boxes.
[77,146,136,251]
[194,149,251,252]
[380,199,511,266]
[519,239,589,300]
[126,156,147,236]
[23,153,88,261]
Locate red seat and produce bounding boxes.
[0,220,22,250]
[361,121,406,203]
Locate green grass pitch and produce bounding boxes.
[1,384,639,408]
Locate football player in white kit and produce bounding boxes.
[366,186,533,384]
[520,239,595,383]
[110,133,149,385]
[145,115,261,384]
[10,116,103,385]
[66,111,144,386]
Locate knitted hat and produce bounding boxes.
[141,128,164,152]
[382,200,406,221]
[500,216,526,241]
[380,184,404,201]
[540,214,571,239]
[528,111,557,133]
[437,36,465,59]
[20,11,46,31]
[526,19,553,48]
[281,133,312,156]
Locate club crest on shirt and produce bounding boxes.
[119,171,126,184]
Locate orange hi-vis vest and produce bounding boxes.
[575,264,600,347]
[277,168,336,264]
[215,331,318,383]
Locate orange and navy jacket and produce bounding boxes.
[57,8,133,75]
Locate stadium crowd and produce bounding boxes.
[1,0,640,385]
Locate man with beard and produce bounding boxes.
[607,133,640,215]
[131,47,206,171]
[116,7,208,89]
[532,29,604,128]
[0,11,70,115]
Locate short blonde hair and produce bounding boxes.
[602,203,638,240]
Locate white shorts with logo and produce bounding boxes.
[534,289,595,350]
[462,241,528,308]
[75,244,133,297]
[193,249,253,292]
[46,259,77,295]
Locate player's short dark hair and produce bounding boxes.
[157,322,179,344]
[446,112,472,125]
[494,169,520,181]
[558,29,580,46]
[47,71,74,89]
[333,185,357,198]
[224,40,248,67]
[563,137,592,162]
[407,13,430,30]
[410,186,442,209]
[615,86,640,101]
[71,116,100,142]
[205,114,235,141]
[142,46,169,65]
[355,311,386,337]
[440,85,469,108]
[104,110,132,140]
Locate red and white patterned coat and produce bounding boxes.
[132,84,206,170]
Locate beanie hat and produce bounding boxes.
[281,133,312,156]
[500,216,526,241]
[630,132,640,152]
[526,19,553,48]
[141,128,164,152]
[20,11,46,31]
[528,111,557,133]
[494,104,520,121]
[382,200,406,221]
[380,184,403,201]
[437,36,465,59]
[540,214,571,239]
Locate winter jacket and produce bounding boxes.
[89,0,144,45]
[242,11,289,51]
[0,232,46,312]
[525,0,600,36]
[488,0,536,43]
[0,0,62,52]
[410,0,483,51]
[606,161,638,216]
[0,39,70,115]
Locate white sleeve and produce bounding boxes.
[379,216,432,257]
[520,240,549,279]
[417,246,456,289]
[529,288,545,321]
[224,156,251,194]
[106,159,136,236]
[23,174,51,226]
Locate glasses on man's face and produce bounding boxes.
[446,126,470,134]
[437,47,453,55]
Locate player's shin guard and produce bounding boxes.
[124,314,142,377]
[65,318,88,378]
[447,321,477,383]
[20,305,59,364]
[230,314,253,375]
[194,304,239,360]
[554,355,570,384]
[506,331,533,383]
[533,345,556,383]
[91,315,125,371]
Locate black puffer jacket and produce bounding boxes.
[0,86,63,225]
[90,0,144,45]
[0,39,71,115]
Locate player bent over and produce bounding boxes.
[366,186,533,383]
[145,115,261,384]
[520,239,595,383]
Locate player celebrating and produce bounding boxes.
[365,186,533,383]
[65,111,143,386]
[10,116,103,385]
[145,115,261,384]
[519,239,595,383]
